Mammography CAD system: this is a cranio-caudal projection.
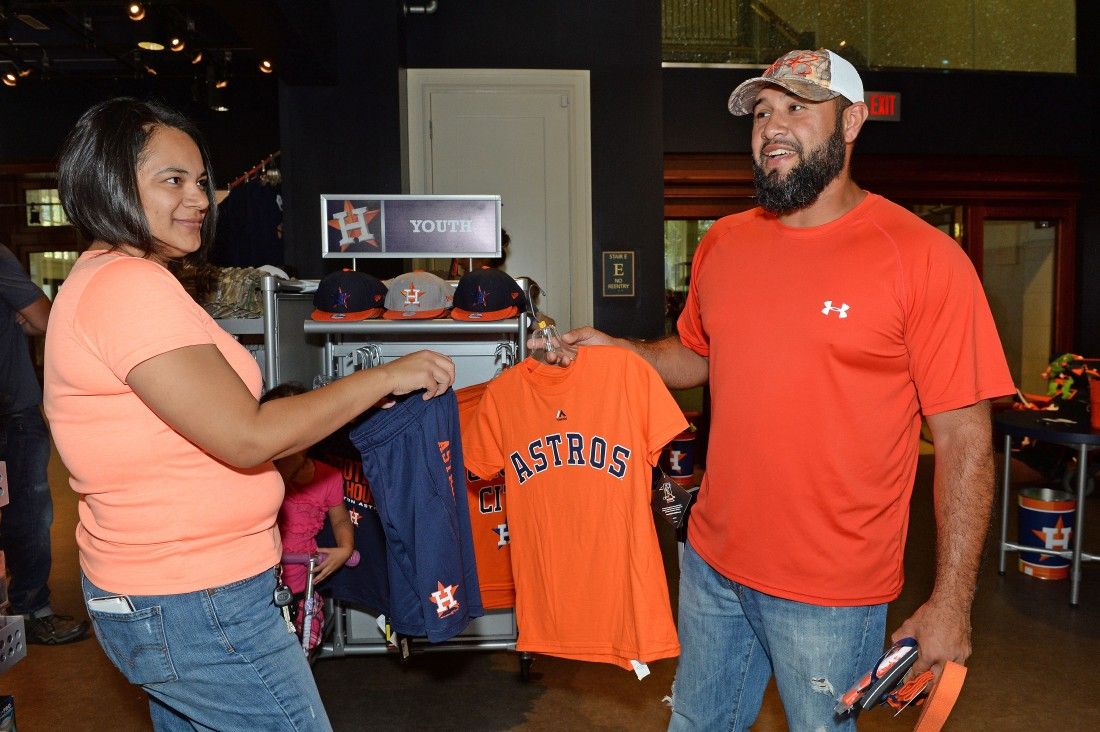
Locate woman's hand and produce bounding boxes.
[378,350,456,400]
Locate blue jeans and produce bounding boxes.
[0,406,54,615]
[82,568,332,731]
[669,541,887,731]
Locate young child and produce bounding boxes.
[260,382,355,651]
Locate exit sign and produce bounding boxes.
[864,91,900,122]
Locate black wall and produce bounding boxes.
[278,0,665,337]
[0,76,279,185]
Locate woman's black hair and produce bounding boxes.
[57,97,218,260]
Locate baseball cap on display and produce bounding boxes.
[311,270,387,321]
[451,268,527,321]
[727,49,864,116]
[382,271,454,320]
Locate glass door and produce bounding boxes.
[981,219,1057,394]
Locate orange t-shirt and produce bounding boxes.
[677,194,1014,605]
[456,383,515,610]
[43,251,283,594]
[463,347,687,670]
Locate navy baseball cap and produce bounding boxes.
[451,267,526,321]
[311,270,387,321]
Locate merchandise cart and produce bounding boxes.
[267,277,535,677]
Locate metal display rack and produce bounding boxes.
[253,278,532,671]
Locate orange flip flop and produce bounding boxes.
[913,661,967,731]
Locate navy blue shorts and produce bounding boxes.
[350,389,484,642]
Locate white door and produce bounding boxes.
[404,69,593,330]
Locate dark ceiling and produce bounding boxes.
[0,1,288,83]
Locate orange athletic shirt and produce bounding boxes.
[677,194,1014,605]
[463,347,687,670]
[456,383,515,610]
[43,252,283,594]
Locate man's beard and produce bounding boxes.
[752,122,846,215]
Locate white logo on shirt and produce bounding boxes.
[822,300,849,318]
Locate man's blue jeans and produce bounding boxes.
[0,406,54,615]
[669,541,887,731]
[82,568,332,731]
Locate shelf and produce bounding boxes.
[303,316,526,336]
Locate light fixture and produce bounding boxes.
[144,64,157,76]
[2,71,17,87]
[206,63,229,112]
[171,18,192,53]
[137,39,165,51]
[190,49,203,64]
[258,59,273,74]
[127,3,146,21]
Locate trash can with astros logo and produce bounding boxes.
[1018,487,1076,580]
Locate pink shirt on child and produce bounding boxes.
[278,460,345,593]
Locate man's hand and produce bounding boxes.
[311,545,354,585]
[525,326,624,367]
[891,598,971,679]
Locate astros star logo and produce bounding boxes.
[474,285,489,307]
[328,200,380,251]
[348,508,362,527]
[402,286,424,305]
[1032,516,1072,561]
[493,522,510,548]
[429,580,460,618]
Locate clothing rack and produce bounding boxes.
[227,150,281,190]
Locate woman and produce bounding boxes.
[44,98,454,731]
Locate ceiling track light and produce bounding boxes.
[171,17,193,53]
[2,71,17,87]
[259,59,273,74]
[128,3,146,22]
[190,49,203,64]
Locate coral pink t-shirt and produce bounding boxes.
[678,194,1014,605]
[44,251,283,595]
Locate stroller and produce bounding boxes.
[280,550,361,655]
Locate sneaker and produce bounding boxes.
[24,614,91,645]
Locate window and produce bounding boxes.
[25,188,70,227]
[662,0,1075,74]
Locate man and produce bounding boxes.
[0,243,89,644]
[540,50,1013,729]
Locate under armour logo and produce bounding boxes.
[429,581,460,617]
[555,409,567,421]
[822,300,849,318]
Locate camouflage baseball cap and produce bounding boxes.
[727,49,864,116]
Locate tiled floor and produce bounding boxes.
[3,445,1098,730]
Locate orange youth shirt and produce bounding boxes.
[456,382,515,610]
[463,347,687,670]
